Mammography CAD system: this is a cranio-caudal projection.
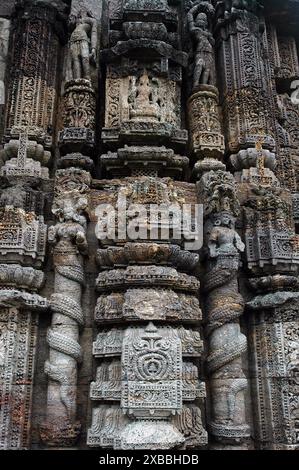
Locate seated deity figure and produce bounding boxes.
[67,10,97,81]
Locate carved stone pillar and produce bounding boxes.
[1,1,67,177]
[197,170,250,448]
[246,277,299,449]
[0,17,10,144]
[263,20,299,193]
[237,159,299,449]
[87,177,207,449]
[186,1,225,176]
[0,182,49,449]
[213,1,275,155]
[85,0,207,449]
[40,168,91,446]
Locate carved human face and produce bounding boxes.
[195,12,208,29]
[221,214,231,227]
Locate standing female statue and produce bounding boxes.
[187,2,216,89]
[67,10,97,81]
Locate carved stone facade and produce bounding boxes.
[0,0,298,451]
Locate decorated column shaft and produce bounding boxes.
[40,168,91,446]
[197,170,250,448]
[0,0,68,449]
[87,0,208,450]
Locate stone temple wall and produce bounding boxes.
[0,0,298,450]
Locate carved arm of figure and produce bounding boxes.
[48,225,58,244]
[86,17,97,63]
[208,228,220,258]
[187,5,197,33]
[75,229,88,255]
[187,4,203,35]
[234,231,245,253]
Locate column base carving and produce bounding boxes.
[40,420,81,448]
[119,420,185,450]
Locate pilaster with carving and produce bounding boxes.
[40,168,91,446]
[58,7,98,169]
[197,170,250,448]
[87,0,207,450]
[1,0,68,178]
[0,180,49,449]
[236,144,299,449]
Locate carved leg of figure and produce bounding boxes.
[81,42,91,80]
[193,58,204,89]
[202,69,211,86]
[71,46,81,80]
[204,261,250,448]
[82,58,91,80]
[41,238,85,446]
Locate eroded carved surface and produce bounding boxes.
[0,0,298,452]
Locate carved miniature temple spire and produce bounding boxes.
[87,0,207,449]
[215,1,299,449]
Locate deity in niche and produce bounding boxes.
[129,71,161,122]
[187,3,216,89]
[67,9,98,81]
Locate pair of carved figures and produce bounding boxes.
[66,10,98,81]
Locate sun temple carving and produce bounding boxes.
[0,0,298,452]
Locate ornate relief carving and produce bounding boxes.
[188,85,225,160]
[0,206,47,265]
[198,169,250,447]
[41,168,91,447]
[248,303,299,448]
[121,323,182,416]
[103,70,185,146]
[0,308,40,449]
[95,289,201,323]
